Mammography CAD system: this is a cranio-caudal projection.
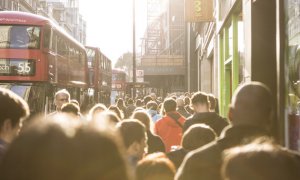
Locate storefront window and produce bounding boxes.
[286,0,300,150]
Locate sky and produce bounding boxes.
[79,0,147,65]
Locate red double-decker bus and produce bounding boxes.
[85,46,112,106]
[0,11,88,114]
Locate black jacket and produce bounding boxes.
[183,112,229,136]
[177,106,191,119]
[147,131,165,154]
[176,125,270,180]
[167,148,188,169]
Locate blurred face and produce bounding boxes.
[55,93,70,111]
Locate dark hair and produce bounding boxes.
[117,98,125,109]
[191,91,209,106]
[108,105,123,119]
[135,99,143,107]
[163,98,177,113]
[0,116,131,180]
[70,99,79,106]
[184,97,190,106]
[146,101,158,111]
[116,119,146,149]
[103,111,121,124]
[182,124,216,151]
[131,110,151,131]
[61,103,80,116]
[143,96,152,106]
[127,98,134,105]
[0,87,29,128]
[136,152,175,180]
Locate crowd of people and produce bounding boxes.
[1,82,300,180]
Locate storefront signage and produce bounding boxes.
[184,0,214,22]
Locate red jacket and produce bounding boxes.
[154,111,185,152]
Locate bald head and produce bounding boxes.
[230,82,272,128]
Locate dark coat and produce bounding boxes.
[175,125,270,180]
[183,112,229,136]
[125,104,136,118]
[177,106,191,119]
[147,131,165,154]
[167,148,188,169]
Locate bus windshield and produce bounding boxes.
[0,25,40,49]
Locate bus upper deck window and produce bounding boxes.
[10,26,29,48]
[43,27,51,49]
[10,26,40,49]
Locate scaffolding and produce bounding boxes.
[142,0,185,56]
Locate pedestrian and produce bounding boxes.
[48,89,70,116]
[167,124,216,169]
[0,87,29,162]
[125,98,136,118]
[222,137,300,180]
[146,101,162,123]
[154,98,185,152]
[131,110,165,154]
[136,152,176,180]
[175,82,274,180]
[116,119,148,170]
[183,91,228,136]
[176,98,191,118]
[0,115,132,180]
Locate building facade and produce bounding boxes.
[0,0,86,44]
[186,0,300,151]
[139,0,186,97]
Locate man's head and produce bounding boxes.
[146,101,158,111]
[229,82,272,129]
[163,98,177,113]
[144,96,152,106]
[127,98,134,105]
[150,93,157,101]
[182,124,217,151]
[61,103,80,117]
[0,116,131,180]
[191,91,209,113]
[116,119,147,160]
[136,152,176,180]
[222,138,300,180]
[176,98,185,108]
[54,89,70,111]
[0,87,29,143]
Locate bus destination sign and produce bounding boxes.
[0,59,35,76]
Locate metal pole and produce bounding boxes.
[132,0,136,99]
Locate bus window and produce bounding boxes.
[10,26,40,49]
[0,26,10,48]
[43,26,51,49]
[10,26,29,48]
[51,32,57,52]
[27,26,40,48]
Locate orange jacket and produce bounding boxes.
[154,111,185,152]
